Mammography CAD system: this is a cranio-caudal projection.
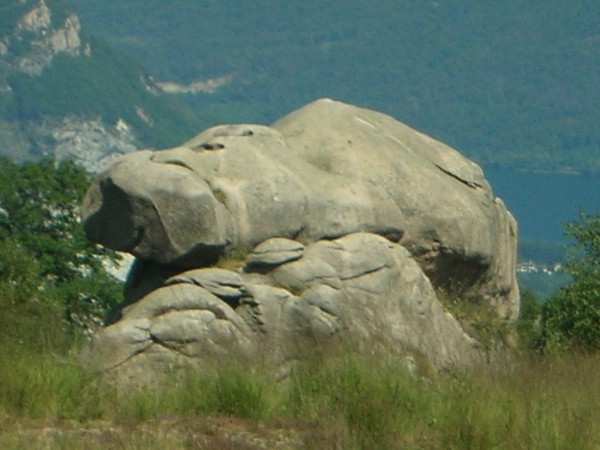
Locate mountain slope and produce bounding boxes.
[69,0,600,172]
[0,0,207,170]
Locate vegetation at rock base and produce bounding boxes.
[436,287,514,354]
[215,249,251,272]
[1,349,600,449]
[515,289,543,350]
[435,209,600,355]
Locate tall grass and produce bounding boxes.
[1,347,599,449]
[114,363,275,423]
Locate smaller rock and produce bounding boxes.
[245,238,304,272]
[166,268,245,303]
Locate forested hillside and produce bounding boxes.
[70,0,600,172]
[0,0,207,166]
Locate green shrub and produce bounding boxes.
[0,158,123,351]
[541,275,600,352]
[540,211,600,352]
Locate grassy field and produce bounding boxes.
[1,345,599,449]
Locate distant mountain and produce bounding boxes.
[69,0,600,173]
[0,0,206,171]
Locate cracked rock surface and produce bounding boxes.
[81,99,519,383]
[84,233,483,384]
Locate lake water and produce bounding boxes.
[483,166,600,244]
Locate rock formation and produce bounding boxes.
[81,98,519,383]
[12,0,88,76]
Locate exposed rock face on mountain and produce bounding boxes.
[0,0,134,169]
[28,116,138,173]
[0,0,202,171]
[7,0,88,76]
[81,99,519,383]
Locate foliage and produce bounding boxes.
[563,211,600,279]
[0,158,123,351]
[540,211,600,352]
[541,277,600,352]
[515,289,542,349]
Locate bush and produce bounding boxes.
[0,158,123,352]
[539,211,600,352]
[541,275,600,352]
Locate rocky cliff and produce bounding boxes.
[4,0,88,76]
[81,99,519,384]
[0,0,202,171]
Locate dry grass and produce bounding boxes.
[0,416,307,449]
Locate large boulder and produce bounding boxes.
[84,233,483,384]
[81,98,519,381]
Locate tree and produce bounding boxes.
[540,211,600,352]
[0,158,123,352]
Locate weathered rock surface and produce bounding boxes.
[84,233,483,384]
[245,238,305,271]
[81,98,519,382]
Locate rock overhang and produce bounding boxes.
[80,98,520,382]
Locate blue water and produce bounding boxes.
[483,166,600,244]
